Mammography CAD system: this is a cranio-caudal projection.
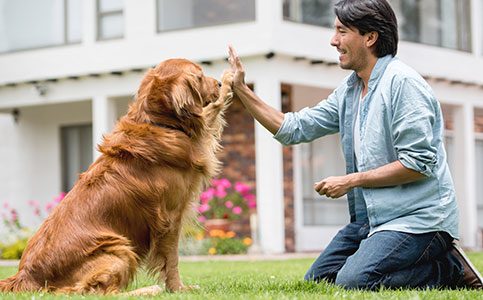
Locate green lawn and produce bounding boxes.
[0,253,482,299]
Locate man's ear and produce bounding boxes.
[365,31,379,48]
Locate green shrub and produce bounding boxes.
[0,238,28,259]
[210,237,249,255]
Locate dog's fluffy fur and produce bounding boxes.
[0,59,233,294]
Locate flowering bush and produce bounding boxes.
[203,229,252,255]
[198,178,256,222]
[0,192,65,259]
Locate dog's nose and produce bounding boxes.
[217,81,222,87]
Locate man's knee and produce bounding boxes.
[335,267,370,289]
[304,266,336,283]
[304,267,322,282]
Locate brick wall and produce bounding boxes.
[282,84,295,253]
[217,85,296,252]
[217,98,256,237]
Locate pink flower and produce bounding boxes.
[244,194,255,201]
[225,201,233,208]
[213,178,231,189]
[234,182,251,195]
[248,200,257,209]
[28,200,39,207]
[198,203,210,213]
[218,178,232,188]
[198,215,206,223]
[46,202,54,211]
[215,186,227,198]
[54,192,66,203]
[34,208,41,216]
[3,202,9,209]
[10,209,18,222]
[232,206,242,215]
[200,188,215,203]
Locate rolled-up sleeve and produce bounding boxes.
[391,78,438,177]
[274,89,341,146]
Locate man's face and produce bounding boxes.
[330,17,371,72]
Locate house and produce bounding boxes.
[0,0,482,254]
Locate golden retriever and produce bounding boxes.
[0,58,233,295]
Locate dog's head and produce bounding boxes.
[128,59,221,137]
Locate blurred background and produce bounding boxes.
[0,0,482,255]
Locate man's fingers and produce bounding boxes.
[235,56,244,72]
[228,45,244,72]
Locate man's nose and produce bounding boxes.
[330,35,338,47]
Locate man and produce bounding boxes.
[227,0,482,290]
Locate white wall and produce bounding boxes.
[0,101,91,232]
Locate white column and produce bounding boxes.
[82,0,97,45]
[253,76,285,254]
[453,104,477,248]
[471,0,482,56]
[125,0,157,40]
[92,96,117,159]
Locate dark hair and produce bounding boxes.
[334,0,398,57]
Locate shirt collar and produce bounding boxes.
[347,55,395,89]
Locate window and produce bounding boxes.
[97,0,124,40]
[157,0,255,31]
[283,0,336,27]
[0,0,82,53]
[61,124,93,192]
[300,134,350,226]
[283,0,472,52]
[390,0,472,51]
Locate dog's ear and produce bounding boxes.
[170,73,203,117]
[169,73,206,137]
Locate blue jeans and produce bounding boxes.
[304,221,463,290]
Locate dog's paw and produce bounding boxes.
[221,70,234,87]
[124,285,163,296]
[166,283,199,293]
[219,71,234,102]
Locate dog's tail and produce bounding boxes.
[0,272,41,293]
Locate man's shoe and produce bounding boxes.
[450,242,483,289]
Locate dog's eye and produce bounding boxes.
[217,81,222,87]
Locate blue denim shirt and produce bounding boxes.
[274,55,459,239]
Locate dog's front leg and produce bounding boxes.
[202,71,233,130]
[158,228,187,292]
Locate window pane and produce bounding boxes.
[67,0,82,43]
[61,125,93,192]
[0,0,64,52]
[99,0,123,12]
[283,0,336,27]
[157,0,255,31]
[301,134,350,226]
[390,0,472,51]
[99,13,124,39]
